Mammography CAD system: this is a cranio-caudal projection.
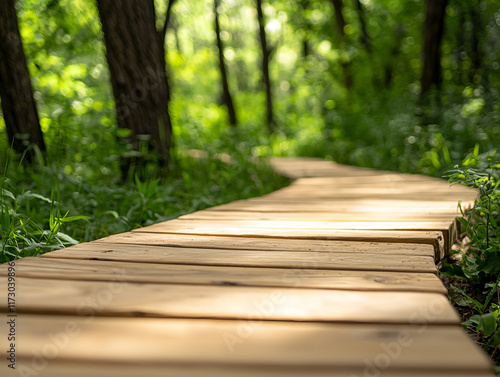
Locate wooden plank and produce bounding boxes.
[132,219,447,240]
[162,219,456,253]
[158,219,452,235]
[0,277,458,323]
[95,232,436,258]
[14,362,495,377]
[169,216,456,250]
[179,210,459,221]
[41,242,438,273]
[7,315,492,373]
[268,183,476,196]
[131,220,446,258]
[269,158,392,178]
[210,199,468,212]
[261,192,476,202]
[288,176,475,188]
[290,175,467,186]
[0,257,447,293]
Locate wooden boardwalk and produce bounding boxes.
[0,157,494,376]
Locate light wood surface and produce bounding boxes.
[95,232,437,257]
[0,276,458,323]
[131,222,446,259]
[0,158,490,376]
[3,315,491,373]
[41,242,437,272]
[179,209,460,221]
[0,257,447,293]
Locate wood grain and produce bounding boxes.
[40,242,437,273]
[95,232,436,257]
[6,315,491,372]
[0,277,458,324]
[130,221,446,259]
[0,257,447,293]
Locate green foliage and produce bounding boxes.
[440,149,500,353]
[0,149,289,257]
[0,162,87,263]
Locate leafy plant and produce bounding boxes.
[0,162,88,263]
[440,149,500,355]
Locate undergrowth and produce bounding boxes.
[0,149,290,262]
[440,149,500,367]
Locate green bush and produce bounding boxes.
[440,149,500,354]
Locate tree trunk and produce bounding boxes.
[214,0,237,127]
[420,0,448,98]
[455,6,465,86]
[468,3,482,84]
[384,25,404,88]
[330,0,353,90]
[256,0,274,134]
[301,0,311,59]
[353,0,371,51]
[0,0,45,161]
[96,0,172,177]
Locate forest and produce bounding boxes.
[0,0,499,257]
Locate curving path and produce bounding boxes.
[0,157,494,376]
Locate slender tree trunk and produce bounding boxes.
[353,0,370,51]
[256,0,274,134]
[384,25,404,88]
[468,3,482,84]
[330,0,353,90]
[0,0,45,161]
[214,0,237,127]
[455,6,465,86]
[96,0,172,177]
[300,0,311,59]
[420,0,448,98]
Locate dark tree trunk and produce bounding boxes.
[420,0,448,98]
[214,0,237,127]
[384,25,404,88]
[455,6,465,85]
[300,0,311,59]
[0,0,45,161]
[353,0,371,51]
[468,4,482,84]
[96,0,172,177]
[330,0,353,90]
[256,0,274,134]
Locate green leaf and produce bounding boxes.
[490,330,500,348]
[478,313,497,337]
[1,189,15,201]
[19,191,53,204]
[59,215,89,223]
[55,232,79,245]
[480,253,500,274]
[439,263,467,280]
[463,314,480,328]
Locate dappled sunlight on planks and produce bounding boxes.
[0,158,492,376]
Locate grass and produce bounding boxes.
[0,149,290,262]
